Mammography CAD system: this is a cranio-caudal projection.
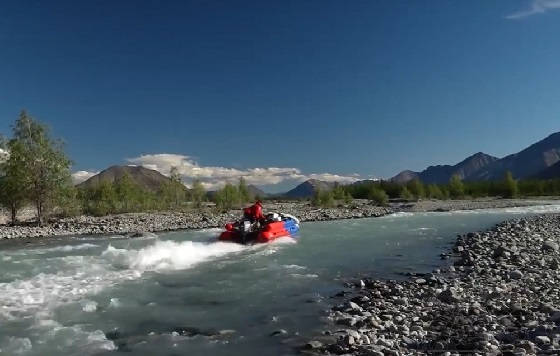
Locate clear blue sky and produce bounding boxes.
[1,0,559,190]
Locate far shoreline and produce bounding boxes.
[1,197,558,243]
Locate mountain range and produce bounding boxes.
[77,165,176,192]
[534,161,560,180]
[77,131,560,199]
[391,131,560,184]
[206,184,268,200]
[79,165,268,200]
[282,179,337,199]
[391,152,499,184]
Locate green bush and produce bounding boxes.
[368,186,388,206]
[190,179,206,208]
[160,167,187,209]
[55,183,81,217]
[449,174,465,199]
[311,189,335,208]
[503,171,518,198]
[407,179,425,199]
[331,185,353,204]
[213,183,240,211]
[400,186,414,200]
[427,184,444,199]
[238,177,252,203]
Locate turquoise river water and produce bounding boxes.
[1,204,560,355]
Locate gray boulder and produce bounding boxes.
[437,289,460,303]
[304,340,323,349]
[508,270,523,280]
[543,241,559,252]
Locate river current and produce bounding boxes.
[1,204,560,355]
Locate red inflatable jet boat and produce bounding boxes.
[219,213,300,244]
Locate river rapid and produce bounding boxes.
[1,204,560,355]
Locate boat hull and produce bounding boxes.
[219,218,299,244]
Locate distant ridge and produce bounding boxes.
[391,170,420,184]
[452,152,500,180]
[533,161,560,179]
[206,183,267,200]
[77,131,560,198]
[283,179,336,198]
[77,165,175,192]
[391,152,498,184]
[472,132,560,180]
[247,184,267,198]
[391,131,560,183]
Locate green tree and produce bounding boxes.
[311,188,321,207]
[115,173,138,212]
[503,171,518,198]
[0,139,28,224]
[214,183,240,211]
[169,166,185,208]
[55,181,81,217]
[343,191,353,204]
[331,184,345,199]
[320,190,335,207]
[400,186,414,200]
[368,186,388,206]
[449,174,465,199]
[330,184,352,204]
[427,184,444,200]
[160,166,185,209]
[311,189,335,207]
[238,177,251,203]
[91,181,118,216]
[9,111,72,225]
[441,186,450,200]
[407,179,426,200]
[190,179,206,208]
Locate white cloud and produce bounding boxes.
[126,153,362,190]
[307,173,361,184]
[71,170,99,184]
[506,0,560,19]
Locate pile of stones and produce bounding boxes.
[305,214,560,355]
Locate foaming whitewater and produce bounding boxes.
[1,240,248,321]
[388,212,414,218]
[0,234,252,355]
[103,240,246,271]
[0,257,141,321]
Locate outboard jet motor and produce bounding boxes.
[242,220,252,233]
[240,220,252,244]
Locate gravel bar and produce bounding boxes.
[304,213,560,355]
[0,199,554,240]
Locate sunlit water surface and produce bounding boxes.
[2,204,560,355]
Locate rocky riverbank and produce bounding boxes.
[304,213,560,355]
[0,200,391,239]
[0,198,554,240]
